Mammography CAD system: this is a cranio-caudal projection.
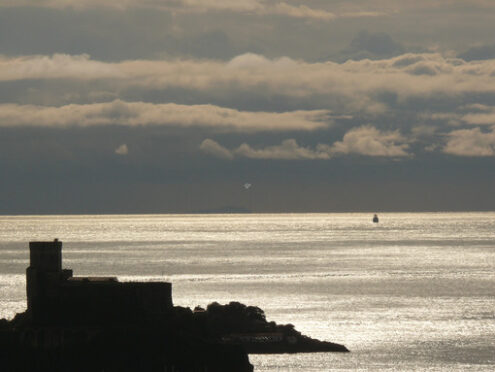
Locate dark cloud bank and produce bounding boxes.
[2,125,494,214]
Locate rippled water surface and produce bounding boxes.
[1,213,494,371]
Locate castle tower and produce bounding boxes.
[29,239,62,273]
[24,239,172,325]
[26,239,71,321]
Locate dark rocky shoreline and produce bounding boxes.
[0,301,348,372]
[186,301,349,354]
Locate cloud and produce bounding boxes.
[6,0,495,11]
[235,139,330,160]
[340,11,389,18]
[114,143,129,155]
[4,52,495,161]
[461,103,493,112]
[0,1,391,22]
[417,112,462,127]
[174,0,339,20]
[443,127,495,156]
[199,139,233,159]
[461,106,495,125]
[319,126,411,157]
[419,112,460,121]
[421,105,495,128]
[0,1,338,20]
[0,54,123,81]
[201,138,329,160]
[270,3,335,20]
[0,0,260,11]
[0,100,331,132]
[5,52,495,114]
[201,126,411,160]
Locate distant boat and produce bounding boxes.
[372,214,379,223]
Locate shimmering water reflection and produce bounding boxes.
[0,213,494,371]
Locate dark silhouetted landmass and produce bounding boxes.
[1,307,253,372]
[188,302,349,353]
[0,240,348,372]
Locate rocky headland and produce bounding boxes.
[0,301,347,372]
[0,240,348,371]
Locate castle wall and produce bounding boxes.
[58,281,173,324]
[27,240,173,325]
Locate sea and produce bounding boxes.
[0,213,494,371]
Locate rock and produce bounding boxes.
[191,301,350,353]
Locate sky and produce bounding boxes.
[1,0,495,213]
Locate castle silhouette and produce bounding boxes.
[26,239,173,325]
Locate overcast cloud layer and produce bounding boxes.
[1,1,495,213]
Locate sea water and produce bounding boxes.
[0,213,494,371]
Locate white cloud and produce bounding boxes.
[461,104,493,112]
[461,109,495,126]
[114,143,129,155]
[5,52,495,160]
[235,139,330,160]
[0,100,331,132]
[443,127,495,156]
[201,138,329,160]
[419,112,460,121]
[201,126,411,160]
[0,54,122,81]
[4,53,495,115]
[319,126,411,157]
[271,3,335,20]
[199,139,233,159]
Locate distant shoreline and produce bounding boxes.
[1,210,495,217]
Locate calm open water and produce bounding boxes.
[0,213,494,371]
